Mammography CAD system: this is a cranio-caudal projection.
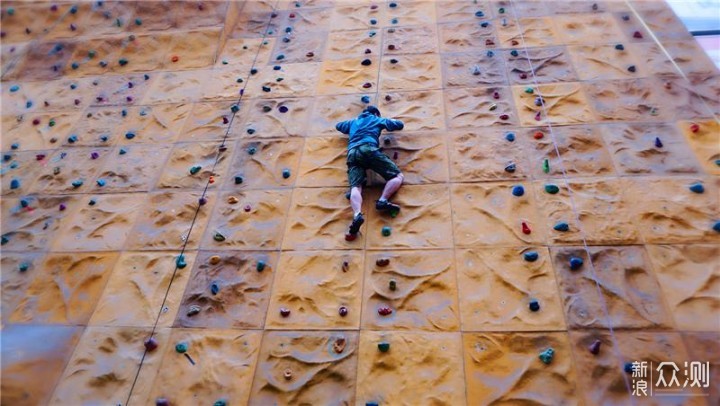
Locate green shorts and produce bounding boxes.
[347,144,401,187]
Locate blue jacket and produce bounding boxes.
[336,112,404,150]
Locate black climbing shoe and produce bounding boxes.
[348,213,365,235]
[375,200,400,216]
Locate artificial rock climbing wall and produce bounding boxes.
[1,0,719,405]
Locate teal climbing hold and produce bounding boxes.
[175,342,188,353]
[282,169,291,179]
[569,256,583,270]
[1,235,8,245]
[539,348,554,364]
[189,165,202,175]
[18,262,29,272]
[230,104,240,113]
[524,87,534,94]
[213,232,226,242]
[118,58,128,66]
[234,175,243,184]
[510,49,519,57]
[247,146,257,155]
[176,254,187,269]
[544,184,560,194]
[96,179,106,187]
[68,135,78,143]
[554,222,569,232]
[523,251,539,262]
[20,198,30,208]
[381,226,391,237]
[213,400,227,406]
[498,7,506,13]
[135,18,142,25]
[689,183,704,194]
[256,260,266,272]
[378,342,390,352]
[71,180,83,188]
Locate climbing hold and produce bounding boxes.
[263,105,272,113]
[244,204,252,212]
[505,132,515,142]
[485,39,495,46]
[234,175,243,184]
[32,118,40,126]
[187,305,201,317]
[210,282,220,295]
[176,254,187,269]
[378,342,390,352]
[119,148,127,155]
[569,256,584,270]
[486,50,494,57]
[504,163,516,173]
[276,54,285,61]
[475,11,484,17]
[499,114,509,120]
[529,299,540,312]
[376,258,390,267]
[9,84,19,92]
[633,31,643,39]
[175,342,188,354]
[542,159,550,173]
[378,306,393,316]
[213,399,227,406]
[58,203,67,211]
[9,179,20,189]
[230,104,240,113]
[519,73,528,79]
[7,7,14,15]
[533,131,544,140]
[388,279,397,291]
[498,7,505,13]
[306,51,314,58]
[361,58,372,66]
[118,58,128,66]
[36,153,46,161]
[362,82,372,89]
[627,65,636,73]
[361,95,371,104]
[144,337,158,352]
[90,151,100,160]
[96,179,106,187]
[1,235,8,245]
[690,123,700,133]
[654,137,663,148]
[493,91,500,99]
[489,103,497,111]
[338,306,348,317]
[524,87,534,94]
[554,222,569,232]
[538,348,554,364]
[592,3,598,10]
[262,86,271,92]
[522,222,531,234]
[278,105,289,113]
[213,231,226,242]
[370,18,377,25]
[624,362,633,374]
[209,255,221,265]
[89,198,96,206]
[333,337,347,354]
[71,62,79,70]
[280,308,291,317]
[283,369,293,380]
[689,183,704,193]
[125,131,136,139]
[524,251,539,262]
[588,340,601,355]
[535,96,543,106]
[171,55,179,63]
[282,168,291,179]
[189,165,201,175]
[256,260,266,272]
[713,221,720,233]
[510,49,519,57]
[381,226,391,236]
[544,184,559,194]
[71,180,83,188]
[480,21,489,28]
[615,44,624,51]
[511,185,525,196]
[18,262,29,272]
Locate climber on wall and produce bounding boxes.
[335,105,405,239]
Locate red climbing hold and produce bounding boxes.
[499,114,509,120]
[485,39,494,46]
[345,232,357,241]
[378,306,393,316]
[522,221,532,234]
[280,308,291,317]
[633,31,643,39]
[306,51,314,58]
[519,73,528,79]
[32,118,40,125]
[388,44,396,50]
[511,40,519,45]
[289,13,296,18]
[690,123,700,133]
[171,55,179,63]
[376,258,390,267]
[209,176,215,184]
[338,306,348,317]
[534,131,544,140]
[363,82,372,88]
[492,91,500,99]
[144,337,159,352]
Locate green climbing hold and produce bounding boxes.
[381,226,391,237]
[213,400,227,406]
[118,58,128,66]
[189,165,202,175]
[7,7,15,15]
[49,119,56,127]
[213,232,226,242]
[544,184,559,194]
[175,342,188,353]
[378,342,390,352]
[539,348,554,364]
[542,159,549,173]
[524,87,534,94]
[176,254,187,269]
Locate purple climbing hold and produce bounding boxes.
[654,137,663,148]
[278,105,288,113]
[90,152,100,160]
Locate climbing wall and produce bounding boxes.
[1,0,719,404]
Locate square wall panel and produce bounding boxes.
[379,54,442,91]
[226,138,304,189]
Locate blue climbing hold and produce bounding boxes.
[391,18,398,24]
[511,185,524,197]
[1,235,9,245]
[125,131,135,140]
[26,101,32,108]
[504,163,516,173]
[505,132,515,142]
[486,50,494,57]
[144,74,150,80]
[654,137,663,148]
[624,362,633,374]
[119,148,127,155]
[234,175,243,184]
[510,49,519,57]
[273,65,282,70]
[615,44,625,51]
[71,180,83,188]
[480,21,489,28]
[389,2,397,7]
[89,198,96,206]
[68,135,78,143]
[554,222,569,232]
[370,18,377,25]
[713,221,720,233]
[569,256,584,270]
[523,251,539,262]
[20,198,29,208]
[11,143,19,150]
[285,26,292,33]
[3,154,11,161]
[9,85,19,92]
[96,179,106,187]
[282,168,291,179]
[529,298,540,312]
[121,109,127,117]
[9,178,20,189]
[100,135,108,142]
[361,95,370,103]
[689,183,704,194]
[210,282,220,295]
[276,54,285,61]
[475,11,484,17]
